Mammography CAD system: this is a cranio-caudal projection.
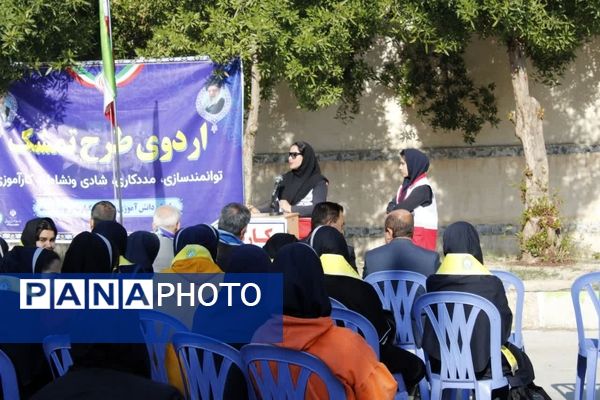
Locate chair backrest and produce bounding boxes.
[0,349,19,399]
[364,270,427,346]
[490,270,525,349]
[172,332,247,400]
[241,343,346,399]
[412,291,506,387]
[42,334,73,379]
[139,310,189,383]
[329,297,347,310]
[571,271,600,351]
[330,307,380,359]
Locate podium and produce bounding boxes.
[243,213,299,247]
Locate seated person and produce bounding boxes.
[21,217,57,250]
[424,221,549,400]
[125,231,160,273]
[309,225,425,390]
[263,233,298,260]
[264,242,397,399]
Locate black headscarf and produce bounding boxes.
[173,224,220,260]
[308,225,351,264]
[125,231,160,271]
[272,243,331,318]
[21,217,57,247]
[226,244,272,273]
[1,246,60,273]
[279,141,327,205]
[92,221,128,257]
[442,221,484,264]
[263,233,298,259]
[0,237,8,259]
[62,232,114,273]
[397,148,430,202]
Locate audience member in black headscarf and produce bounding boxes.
[125,231,160,273]
[1,246,60,273]
[256,243,397,399]
[21,217,58,250]
[60,231,151,382]
[0,247,58,397]
[166,224,222,274]
[262,233,298,260]
[92,221,135,272]
[309,225,425,389]
[308,225,359,279]
[62,231,116,273]
[424,221,547,399]
[225,244,272,273]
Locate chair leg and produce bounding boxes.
[418,376,430,400]
[584,349,598,400]
[430,380,442,400]
[574,354,586,400]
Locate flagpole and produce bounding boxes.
[110,105,124,225]
[99,0,123,224]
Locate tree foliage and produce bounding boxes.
[111,0,382,113]
[0,0,97,91]
[380,0,600,142]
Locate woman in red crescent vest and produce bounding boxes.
[386,148,438,250]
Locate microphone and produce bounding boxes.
[270,175,283,215]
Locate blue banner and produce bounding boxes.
[0,59,243,240]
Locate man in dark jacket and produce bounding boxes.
[363,209,440,278]
[216,203,250,270]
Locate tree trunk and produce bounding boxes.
[508,39,558,261]
[243,55,261,204]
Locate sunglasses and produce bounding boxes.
[288,152,303,159]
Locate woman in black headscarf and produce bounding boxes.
[59,231,153,389]
[262,233,298,260]
[424,221,544,399]
[125,231,160,273]
[264,243,397,399]
[252,141,328,219]
[386,148,438,251]
[225,244,271,273]
[62,231,116,273]
[309,226,426,390]
[21,217,58,250]
[1,246,60,273]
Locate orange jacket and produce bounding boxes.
[277,315,397,399]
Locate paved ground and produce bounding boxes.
[523,330,599,400]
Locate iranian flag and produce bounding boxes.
[99,0,116,126]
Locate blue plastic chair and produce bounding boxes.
[412,291,508,400]
[42,334,73,379]
[0,349,19,399]
[331,307,380,359]
[491,270,525,349]
[139,310,189,383]
[241,343,346,399]
[331,305,409,399]
[172,332,250,400]
[329,297,347,310]
[365,270,429,400]
[571,271,600,400]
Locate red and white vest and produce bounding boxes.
[402,175,438,251]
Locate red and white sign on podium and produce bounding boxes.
[243,213,299,247]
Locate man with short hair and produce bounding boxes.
[363,209,440,278]
[216,203,251,270]
[152,205,181,271]
[310,201,356,270]
[89,200,117,230]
